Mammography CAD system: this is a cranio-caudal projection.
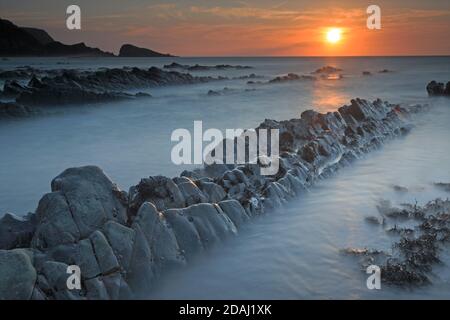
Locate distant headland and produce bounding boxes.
[0,18,176,57]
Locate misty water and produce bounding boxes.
[1,57,449,298]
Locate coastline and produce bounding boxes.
[0,97,429,299]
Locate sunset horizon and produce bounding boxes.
[0,0,450,305]
[1,0,449,57]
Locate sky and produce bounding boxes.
[1,0,449,56]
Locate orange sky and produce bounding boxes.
[1,0,450,56]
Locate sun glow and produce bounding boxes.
[326,28,342,44]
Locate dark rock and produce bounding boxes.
[426,80,450,96]
[0,100,35,119]
[268,73,315,83]
[0,18,113,57]
[118,44,174,57]
[312,66,342,74]
[0,249,37,299]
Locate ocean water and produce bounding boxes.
[0,57,449,299]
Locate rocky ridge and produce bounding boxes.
[0,97,428,299]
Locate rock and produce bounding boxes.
[218,200,249,228]
[312,66,342,74]
[0,101,38,118]
[177,181,208,206]
[0,96,430,299]
[84,277,109,300]
[118,44,174,57]
[163,208,203,260]
[12,66,221,108]
[50,166,128,237]
[77,239,101,279]
[426,80,450,96]
[133,202,185,273]
[102,273,131,300]
[126,224,154,293]
[41,261,83,300]
[0,213,36,249]
[31,192,81,250]
[183,203,237,248]
[207,90,221,96]
[130,176,185,213]
[434,182,450,192]
[268,73,315,83]
[0,249,37,300]
[362,71,372,76]
[197,181,227,203]
[2,80,31,97]
[102,221,135,271]
[89,231,120,275]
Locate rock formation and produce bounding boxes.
[118,44,174,57]
[0,67,226,115]
[426,80,450,96]
[0,18,113,57]
[163,62,252,71]
[0,97,428,299]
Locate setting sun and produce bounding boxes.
[326,28,342,44]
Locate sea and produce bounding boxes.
[0,56,449,299]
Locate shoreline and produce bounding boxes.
[0,97,430,299]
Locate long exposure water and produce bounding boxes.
[0,57,449,298]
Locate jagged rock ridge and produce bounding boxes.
[0,98,428,299]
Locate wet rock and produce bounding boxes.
[207,90,221,96]
[9,66,223,107]
[30,166,126,250]
[0,249,37,300]
[183,203,237,248]
[102,221,135,271]
[0,96,431,299]
[0,101,38,118]
[362,71,372,76]
[127,224,155,293]
[177,181,208,206]
[129,176,185,213]
[312,66,342,74]
[197,181,227,203]
[164,62,252,71]
[84,277,109,300]
[0,213,36,249]
[89,231,119,275]
[163,208,203,261]
[41,261,82,299]
[426,81,450,96]
[102,272,131,300]
[77,239,101,279]
[268,73,315,83]
[31,192,81,250]
[218,200,250,228]
[393,185,408,192]
[133,202,185,273]
[434,182,450,192]
[2,80,31,98]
